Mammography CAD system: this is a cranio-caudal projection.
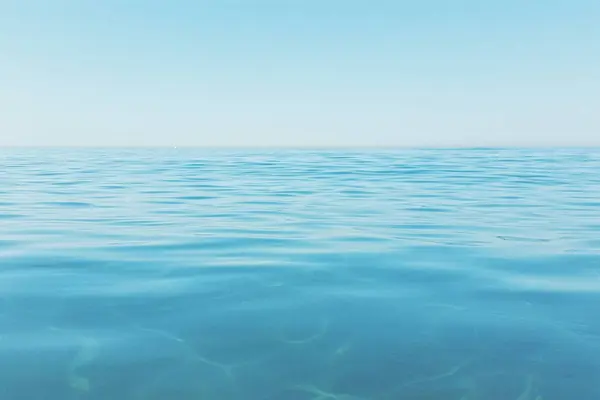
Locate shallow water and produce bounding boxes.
[1,148,599,399]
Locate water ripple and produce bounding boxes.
[1,148,600,399]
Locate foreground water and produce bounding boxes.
[1,148,600,399]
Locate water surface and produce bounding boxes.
[1,148,599,399]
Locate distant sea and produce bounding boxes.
[1,148,599,399]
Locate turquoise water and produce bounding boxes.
[1,148,600,399]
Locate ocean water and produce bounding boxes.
[1,148,600,400]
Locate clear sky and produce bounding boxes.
[1,1,598,147]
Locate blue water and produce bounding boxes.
[1,148,600,400]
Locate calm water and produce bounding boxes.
[1,148,600,400]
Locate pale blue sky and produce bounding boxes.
[1,1,598,147]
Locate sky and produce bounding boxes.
[1,0,599,147]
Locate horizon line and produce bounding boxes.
[2,145,600,150]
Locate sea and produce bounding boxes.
[1,148,599,400]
